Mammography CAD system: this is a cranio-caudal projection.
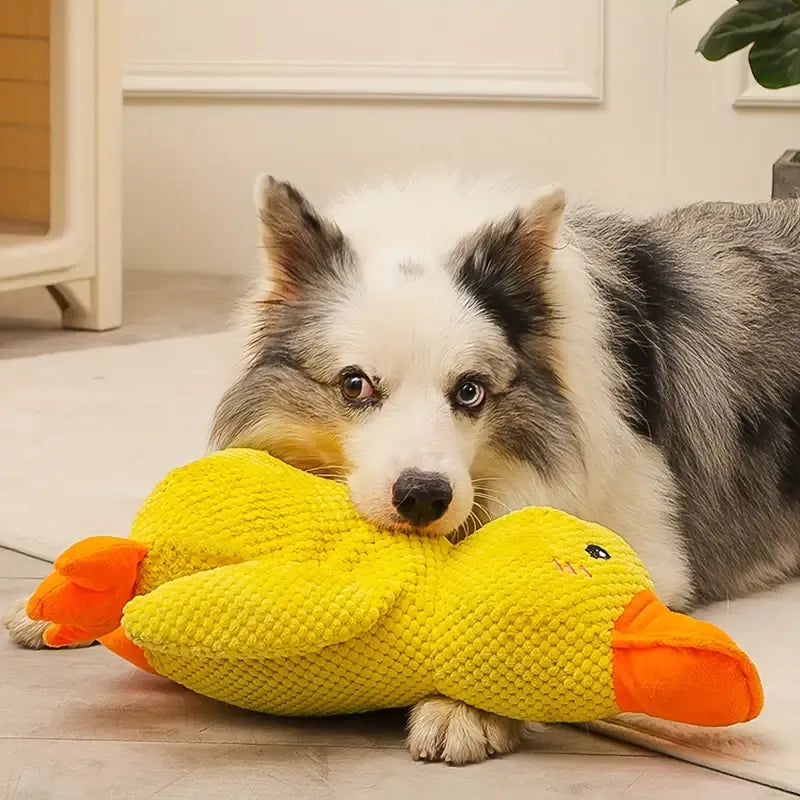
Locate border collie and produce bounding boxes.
[10,172,800,764]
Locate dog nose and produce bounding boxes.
[391,469,453,527]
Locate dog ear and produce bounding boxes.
[518,184,566,261]
[454,185,566,347]
[254,175,349,302]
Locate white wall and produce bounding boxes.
[666,1,800,206]
[121,0,800,275]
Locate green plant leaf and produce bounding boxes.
[749,23,800,87]
[697,0,798,61]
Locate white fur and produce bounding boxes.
[324,172,692,608]
[327,171,533,261]
[406,697,525,765]
[4,597,92,650]
[326,262,507,535]
[301,173,526,535]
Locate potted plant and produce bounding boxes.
[674,0,800,197]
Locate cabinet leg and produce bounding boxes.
[47,274,122,331]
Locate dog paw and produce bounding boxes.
[407,697,524,765]
[3,597,95,650]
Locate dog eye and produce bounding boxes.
[453,378,487,411]
[340,369,376,404]
[585,544,611,560]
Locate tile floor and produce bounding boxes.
[1,273,791,798]
[2,545,789,800]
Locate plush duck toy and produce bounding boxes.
[27,449,763,728]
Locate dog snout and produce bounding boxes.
[391,469,453,527]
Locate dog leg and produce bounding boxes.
[407,696,525,765]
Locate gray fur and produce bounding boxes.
[399,260,424,278]
[213,180,800,611]
[568,198,800,605]
[450,210,579,479]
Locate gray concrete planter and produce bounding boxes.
[773,151,800,199]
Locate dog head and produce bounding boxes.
[211,173,576,536]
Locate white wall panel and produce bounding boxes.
[123,0,603,102]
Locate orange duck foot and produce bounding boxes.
[98,626,157,673]
[27,536,148,647]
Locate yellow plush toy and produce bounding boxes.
[28,449,763,728]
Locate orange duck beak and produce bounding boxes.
[611,590,763,726]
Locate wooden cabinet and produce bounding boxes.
[0,0,122,331]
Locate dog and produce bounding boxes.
[8,171,800,765]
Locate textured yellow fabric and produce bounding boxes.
[119,448,653,720]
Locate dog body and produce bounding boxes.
[205,174,800,762]
[10,173,800,764]
[214,174,800,612]
[209,174,800,762]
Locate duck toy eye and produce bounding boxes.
[585,544,611,560]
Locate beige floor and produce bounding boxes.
[0,269,245,359]
[1,272,791,798]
